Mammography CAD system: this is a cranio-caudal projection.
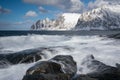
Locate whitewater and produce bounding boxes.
[0,35,120,80]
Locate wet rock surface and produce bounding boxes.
[22,55,77,80]
[80,55,120,80]
[108,33,120,39]
[23,73,70,80]
[0,46,73,68]
[0,49,42,65]
[50,55,77,77]
[0,47,56,65]
[22,54,120,80]
[72,75,98,80]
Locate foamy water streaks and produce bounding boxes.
[0,35,120,80]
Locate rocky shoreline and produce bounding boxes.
[22,55,120,80]
[0,47,120,80]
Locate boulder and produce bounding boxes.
[80,55,120,80]
[26,61,63,75]
[23,74,70,80]
[50,55,77,77]
[22,55,77,80]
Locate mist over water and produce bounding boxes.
[0,35,120,80]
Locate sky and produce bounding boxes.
[0,0,115,30]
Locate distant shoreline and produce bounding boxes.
[0,30,120,37]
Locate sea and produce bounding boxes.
[0,30,120,80]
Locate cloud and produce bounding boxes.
[39,6,48,13]
[23,0,84,13]
[25,11,38,17]
[0,6,11,14]
[88,0,120,10]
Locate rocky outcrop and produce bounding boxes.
[22,55,77,80]
[22,54,120,80]
[50,55,77,77]
[23,73,70,80]
[0,46,74,68]
[73,75,98,80]
[108,33,120,39]
[80,55,120,80]
[0,47,57,65]
[0,49,42,65]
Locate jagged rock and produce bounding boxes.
[50,55,77,77]
[80,55,120,80]
[22,55,76,80]
[26,61,63,75]
[0,46,73,66]
[0,48,43,64]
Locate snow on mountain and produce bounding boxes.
[74,5,120,30]
[31,5,120,30]
[31,13,80,30]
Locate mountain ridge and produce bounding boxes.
[31,5,120,30]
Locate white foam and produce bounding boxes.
[0,35,120,79]
[0,63,34,80]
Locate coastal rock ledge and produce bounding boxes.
[22,55,120,80]
[22,55,77,80]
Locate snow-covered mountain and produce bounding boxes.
[31,13,80,30]
[75,5,120,30]
[31,5,120,30]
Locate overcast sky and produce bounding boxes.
[0,0,117,30]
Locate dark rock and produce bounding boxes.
[26,61,63,75]
[108,33,120,39]
[22,55,76,80]
[116,63,120,74]
[23,74,45,80]
[0,49,42,64]
[0,47,57,65]
[0,46,72,65]
[51,55,77,77]
[72,75,98,80]
[23,74,70,80]
[80,55,120,80]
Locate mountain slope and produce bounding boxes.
[31,13,80,30]
[31,5,120,30]
[74,5,120,30]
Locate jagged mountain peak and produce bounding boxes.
[31,5,120,30]
[31,13,80,30]
[75,5,120,30]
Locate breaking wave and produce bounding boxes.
[0,34,120,80]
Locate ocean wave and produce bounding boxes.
[0,35,120,80]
